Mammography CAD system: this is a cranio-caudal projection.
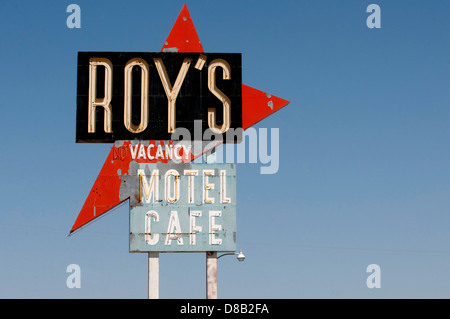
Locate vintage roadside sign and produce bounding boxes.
[129,163,236,252]
[70,3,289,299]
[69,4,289,235]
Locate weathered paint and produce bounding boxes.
[206,252,218,299]
[70,140,188,233]
[148,252,159,299]
[241,84,289,129]
[161,4,204,53]
[129,163,236,253]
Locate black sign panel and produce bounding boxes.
[76,52,242,143]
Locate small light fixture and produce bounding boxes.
[218,249,246,262]
[236,249,245,262]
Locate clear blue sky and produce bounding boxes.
[0,0,449,298]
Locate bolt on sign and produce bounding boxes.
[76,52,242,143]
[129,163,236,252]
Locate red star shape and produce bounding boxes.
[69,4,289,234]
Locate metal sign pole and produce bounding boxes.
[148,252,159,299]
[206,251,218,299]
[206,147,218,299]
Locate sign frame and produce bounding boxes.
[129,163,237,253]
[76,52,242,143]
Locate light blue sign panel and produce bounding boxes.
[129,163,236,252]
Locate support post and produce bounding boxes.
[148,252,159,299]
[206,251,218,299]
